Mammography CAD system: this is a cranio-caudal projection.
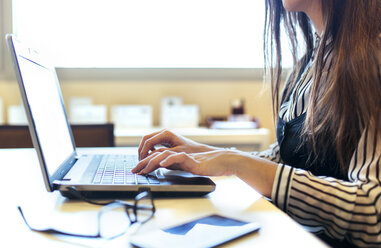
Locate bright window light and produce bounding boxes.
[12,0,293,69]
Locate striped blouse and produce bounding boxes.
[252,38,381,247]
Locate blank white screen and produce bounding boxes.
[18,56,74,175]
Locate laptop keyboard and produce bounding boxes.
[91,154,160,185]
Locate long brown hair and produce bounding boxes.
[264,0,381,175]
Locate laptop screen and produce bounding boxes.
[17,54,75,176]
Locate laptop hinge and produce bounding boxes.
[52,181,61,190]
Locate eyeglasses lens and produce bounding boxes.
[135,194,155,223]
[99,204,131,239]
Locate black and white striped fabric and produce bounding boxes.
[252,42,381,247]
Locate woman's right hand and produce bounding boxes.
[137,129,217,160]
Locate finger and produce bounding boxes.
[139,150,177,175]
[161,163,183,171]
[134,147,179,174]
[150,147,170,154]
[138,130,165,159]
[132,152,160,174]
[149,146,183,155]
[139,130,174,160]
[160,152,198,173]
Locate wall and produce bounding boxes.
[0,79,276,142]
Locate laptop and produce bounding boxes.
[6,34,215,198]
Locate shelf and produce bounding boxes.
[114,127,270,152]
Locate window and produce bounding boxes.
[1,0,14,79]
[6,0,295,79]
[0,0,6,73]
[13,0,295,68]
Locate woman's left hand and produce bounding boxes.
[132,150,241,177]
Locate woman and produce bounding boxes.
[133,0,381,247]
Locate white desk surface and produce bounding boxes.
[0,148,327,248]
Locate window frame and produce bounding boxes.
[2,0,267,81]
[0,0,13,80]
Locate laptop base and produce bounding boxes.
[60,189,211,200]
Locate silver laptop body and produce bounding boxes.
[6,34,215,198]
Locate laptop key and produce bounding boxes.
[93,176,103,184]
[91,154,161,185]
[136,175,149,184]
[126,174,137,184]
[147,177,160,184]
[101,180,113,184]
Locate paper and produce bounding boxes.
[8,105,28,125]
[0,97,4,124]
[161,105,199,128]
[111,105,152,129]
[130,215,260,248]
[160,96,183,126]
[70,105,107,124]
[69,97,93,110]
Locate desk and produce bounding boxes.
[0,148,327,248]
[115,127,270,152]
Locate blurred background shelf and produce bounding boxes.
[115,127,270,152]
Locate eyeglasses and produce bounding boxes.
[18,189,155,239]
